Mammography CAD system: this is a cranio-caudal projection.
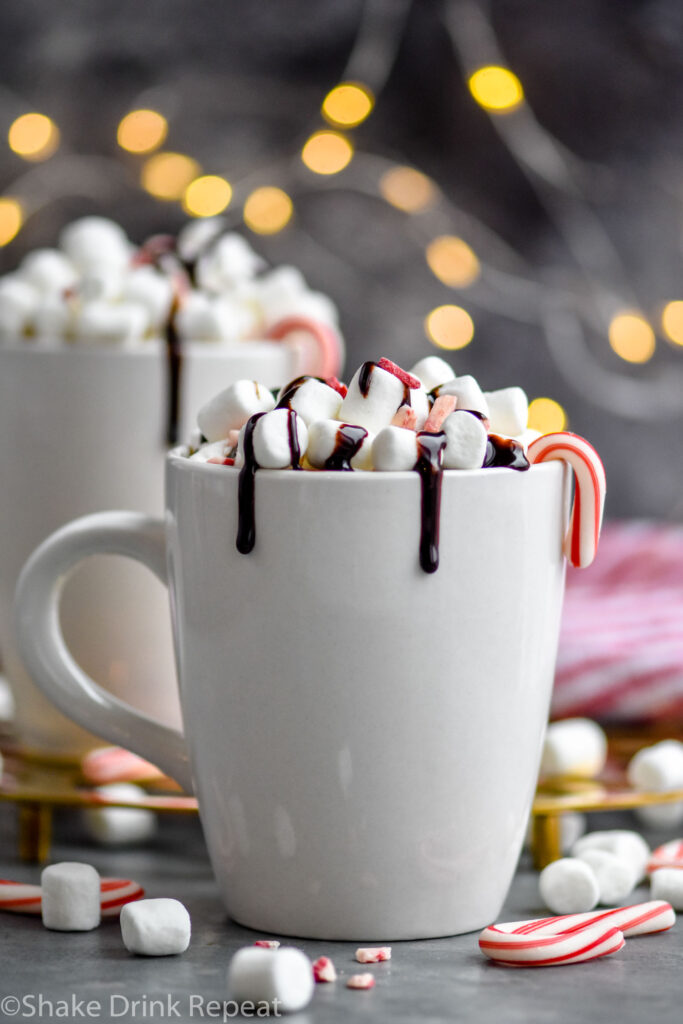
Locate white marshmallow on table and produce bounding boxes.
[372,425,419,472]
[227,947,314,1014]
[74,301,149,344]
[121,267,173,331]
[484,387,529,437]
[83,783,157,847]
[540,718,607,778]
[250,409,308,469]
[538,857,599,914]
[19,249,77,295]
[0,275,39,335]
[436,375,489,419]
[339,363,408,433]
[277,377,343,426]
[120,897,191,956]
[628,740,683,792]
[571,830,651,883]
[198,380,275,442]
[307,419,374,470]
[409,355,455,393]
[650,868,683,910]
[576,849,636,904]
[59,217,132,273]
[41,862,100,931]
[195,233,265,293]
[31,296,73,339]
[177,216,227,263]
[442,410,488,470]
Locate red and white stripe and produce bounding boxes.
[265,316,343,379]
[647,840,683,874]
[528,432,606,569]
[0,877,145,917]
[81,746,164,785]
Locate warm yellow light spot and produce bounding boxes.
[243,187,293,235]
[182,175,232,217]
[8,113,59,161]
[301,131,353,175]
[426,236,480,288]
[608,311,655,363]
[468,66,524,113]
[662,301,683,347]
[379,166,436,213]
[424,304,474,350]
[0,198,23,246]
[117,109,168,154]
[141,152,201,200]
[528,397,567,434]
[322,82,374,127]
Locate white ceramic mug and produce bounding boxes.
[0,339,303,754]
[15,455,568,939]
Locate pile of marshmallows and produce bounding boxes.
[0,216,337,344]
[192,354,536,472]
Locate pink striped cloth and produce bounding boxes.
[553,521,683,721]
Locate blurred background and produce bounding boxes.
[1,0,683,518]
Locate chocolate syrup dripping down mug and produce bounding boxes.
[16,454,570,939]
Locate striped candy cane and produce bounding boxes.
[647,840,683,874]
[266,316,343,380]
[528,432,606,568]
[0,878,145,918]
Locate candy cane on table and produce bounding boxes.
[265,316,343,380]
[81,746,165,786]
[527,432,606,569]
[647,840,683,874]
[0,878,145,917]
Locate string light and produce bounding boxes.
[243,187,293,234]
[141,152,200,200]
[528,397,567,434]
[117,109,168,154]
[379,166,437,213]
[426,236,480,288]
[608,311,656,364]
[468,66,524,113]
[322,82,374,128]
[662,301,683,347]
[301,131,353,175]
[424,304,474,350]
[8,113,59,161]
[182,175,232,217]
[0,198,23,245]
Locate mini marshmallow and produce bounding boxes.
[120,898,191,956]
[442,410,488,470]
[31,296,73,339]
[83,783,157,846]
[19,249,77,295]
[306,419,373,470]
[121,267,173,331]
[252,409,308,469]
[195,233,265,292]
[540,718,607,779]
[0,275,39,335]
[650,868,683,910]
[484,387,529,437]
[175,291,225,342]
[78,266,125,303]
[372,426,419,472]
[409,356,456,393]
[572,831,651,883]
[74,301,149,344]
[277,377,343,426]
[198,380,276,442]
[212,292,262,341]
[538,857,599,914]
[340,363,409,433]
[176,216,227,264]
[409,385,430,430]
[628,740,683,792]
[576,849,637,904]
[189,440,235,464]
[227,947,314,1014]
[59,217,131,273]
[517,428,542,448]
[436,375,489,419]
[635,803,683,828]
[41,862,101,931]
[257,266,338,327]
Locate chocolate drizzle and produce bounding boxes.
[276,376,314,409]
[164,297,183,446]
[358,361,376,397]
[286,409,302,470]
[324,424,368,471]
[484,433,530,471]
[414,432,447,574]
[236,413,264,554]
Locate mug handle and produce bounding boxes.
[14,511,193,792]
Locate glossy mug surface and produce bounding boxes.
[15,455,568,938]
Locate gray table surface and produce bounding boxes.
[0,806,680,1023]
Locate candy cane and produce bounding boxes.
[527,432,606,568]
[0,878,145,917]
[504,900,675,938]
[266,316,343,379]
[81,746,164,785]
[647,840,683,874]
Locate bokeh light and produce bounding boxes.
[301,131,353,175]
[183,175,232,217]
[0,198,23,246]
[117,109,168,154]
[141,152,201,200]
[8,113,59,161]
[243,187,293,234]
[662,301,683,347]
[426,236,480,288]
[528,397,567,434]
[424,304,475,350]
[322,82,374,127]
[379,166,437,213]
[608,311,656,363]
[468,66,524,113]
